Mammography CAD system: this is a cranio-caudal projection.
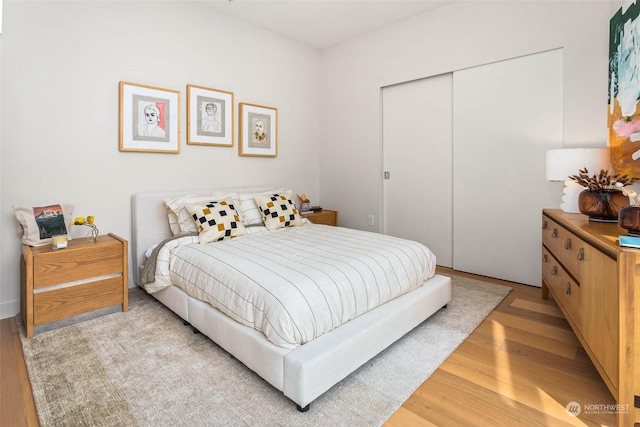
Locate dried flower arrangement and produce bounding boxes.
[569,168,635,191]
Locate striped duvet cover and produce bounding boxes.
[147,223,437,349]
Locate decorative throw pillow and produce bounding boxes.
[237,188,293,226]
[185,198,247,244]
[13,204,74,246]
[254,194,304,231]
[165,192,239,235]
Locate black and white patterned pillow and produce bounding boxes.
[165,192,239,236]
[254,194,304,231]
[237,188,293,226]
[186,198,247,243]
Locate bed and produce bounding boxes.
[131,187,451,411]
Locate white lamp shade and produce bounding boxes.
[546,148,610,181]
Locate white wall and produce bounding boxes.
[319,1,612,232]
[0,0,620,318]
[0,1,321,318]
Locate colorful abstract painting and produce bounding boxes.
[609,1,640,177]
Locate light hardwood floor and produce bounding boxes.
[2,269,617,426]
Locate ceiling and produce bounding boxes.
[203,0,450,50]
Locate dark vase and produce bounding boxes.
[618,205,640,235]
[578,189,628,222]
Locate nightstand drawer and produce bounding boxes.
[34,277,124,325]
[33,243,123,288]
[303,210,338,226]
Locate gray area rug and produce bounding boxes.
[19,275,511,427]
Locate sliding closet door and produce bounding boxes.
[452,50,563,286]
[382,74,453,267]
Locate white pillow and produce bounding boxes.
[185,198,247,244]
[165,192,239,235]
[13,204,74,246]
[237,188,292,226]
[254,194,304,231]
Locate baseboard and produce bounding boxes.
[0,299,20,320]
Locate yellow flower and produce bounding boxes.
[70,215,99,241]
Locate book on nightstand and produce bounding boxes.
[619,235,640,248]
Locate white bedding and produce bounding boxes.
[145,223,436,349]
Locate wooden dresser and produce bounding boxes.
[541,209,639,426]
[302,209,338,226]
[21,233,128,338]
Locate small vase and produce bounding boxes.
[619,205,640,235]
[578,189,628,222]
[90,226,99,242]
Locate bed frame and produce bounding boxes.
[131,188,452,411]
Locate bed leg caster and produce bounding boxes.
[296,404,310,412]
[192,327,200,334]
[443,304,448,309]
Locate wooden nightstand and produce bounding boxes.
[20,233,128,338]
[302,210,338,226]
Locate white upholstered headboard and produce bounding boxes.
[130,187,282,285]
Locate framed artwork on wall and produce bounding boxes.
[608,1,640,177]
[238,102,277,157]
[187,84,234,147]
[119,81,180,153]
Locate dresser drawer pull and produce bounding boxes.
[577,248,584,261]
[551,266,557,276]
[564,238,571,250]
[552,228,558,238]
[566,282,571,295]
[543,254,548,263]
[542,220,548,230]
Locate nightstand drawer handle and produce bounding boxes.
[564,238,571,250]
[543,254,548,263]
[551,266,557,276]
[577,248,584,261]
[565,282,571,295]
[542,220,548,230]
[552,228,558,238]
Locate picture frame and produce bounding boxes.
[239,102,277,157]
[187,84,234,147]
[119,81,180,153]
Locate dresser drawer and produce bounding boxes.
[542,246,561,289]
[554,228,586,283]
[542,216,563,257]
[542,214,585,282]
[542,247,581,328]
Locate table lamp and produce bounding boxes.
[546,148,610,213]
